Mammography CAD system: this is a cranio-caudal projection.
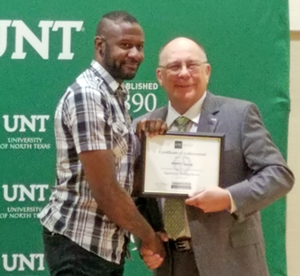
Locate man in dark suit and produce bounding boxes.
[134,37,294,276]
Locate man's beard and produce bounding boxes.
[102,46,139,81]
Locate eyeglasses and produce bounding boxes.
[158,61,207,74]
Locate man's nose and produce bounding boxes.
[178,65,190,77]
[128,47,144,60]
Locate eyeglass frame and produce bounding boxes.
[158,60,208,74]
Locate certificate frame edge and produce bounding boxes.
[140,131,225,197]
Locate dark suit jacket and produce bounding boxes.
[134,92,294,276]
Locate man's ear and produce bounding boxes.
[94,36,105,57]
[205,63,211,83]
[156,68,163,86]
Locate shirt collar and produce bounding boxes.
[166,91,207,127]
[90,60,129,97]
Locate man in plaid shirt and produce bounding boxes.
[39,11,165,276]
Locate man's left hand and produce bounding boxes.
[185,187,231,213]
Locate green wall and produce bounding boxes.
[0,1,290,275]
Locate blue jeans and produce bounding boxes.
[42,226,125,276]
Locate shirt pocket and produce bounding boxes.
[111,121,129,159]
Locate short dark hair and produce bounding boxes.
[96,11,139,36]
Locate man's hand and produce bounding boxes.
[140,232,166,270]
[136,118,168,139]
[156,231,169,242]
[185,187,231,213]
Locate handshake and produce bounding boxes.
[139,231,169,270]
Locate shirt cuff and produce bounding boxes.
[227,190,237,213]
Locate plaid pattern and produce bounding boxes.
[39,60,138,264]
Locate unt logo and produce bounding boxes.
[2,184,49,202]
[0,20,84,59]
[2,254,44,271]
[3,115,49,132]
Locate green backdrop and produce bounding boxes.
[0,1,290,275]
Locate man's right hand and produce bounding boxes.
[140,232,166,270]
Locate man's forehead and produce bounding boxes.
[160,46,203,63]
[103,20,143,38]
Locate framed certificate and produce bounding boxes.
[139,132,224,197]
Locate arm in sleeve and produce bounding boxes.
[227,103,294,221]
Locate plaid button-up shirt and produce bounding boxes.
[39,60,138,264]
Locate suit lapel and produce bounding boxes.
[197,92,220,133]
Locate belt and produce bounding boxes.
[168,238,192,251]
